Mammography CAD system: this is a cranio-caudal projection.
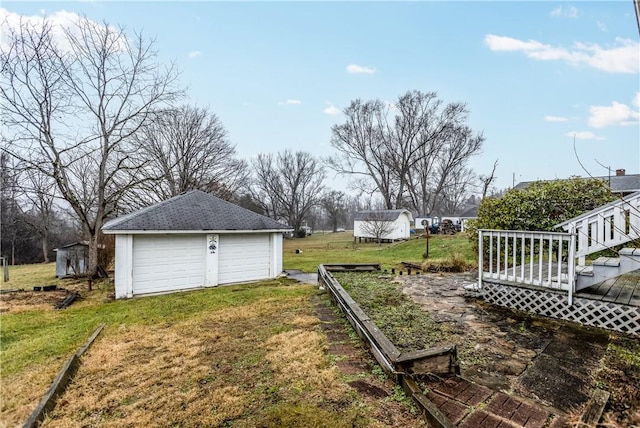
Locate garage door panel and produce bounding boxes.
[133,235,205,295]
[218,234,270,284]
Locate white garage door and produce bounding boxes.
[218,234,271,284]
[132,235,205,295]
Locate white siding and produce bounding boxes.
[218,234,271,284]
[354,213,412,240]
[132,234,206,295]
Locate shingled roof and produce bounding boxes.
[354,209,412,222]
[514,174,640,194]
[102,190,290,232]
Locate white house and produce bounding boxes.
[353,209,413,241]
[102,190,291,299]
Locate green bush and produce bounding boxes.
[467,177,617,258]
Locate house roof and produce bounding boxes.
[354,209,413,222]
[458,205,479,218]
[514,174,640,194]
[53,242,89,251]
[102,190,291,233]
[554,190,640,230]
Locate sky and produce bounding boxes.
[2,1,639,194]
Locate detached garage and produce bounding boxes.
[102,190,291,299]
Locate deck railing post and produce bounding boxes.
[568,227,576,305]
[478,230,483,290]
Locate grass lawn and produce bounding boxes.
[0,233,473,426]
[283,231,475,272]
[1,275,423,427]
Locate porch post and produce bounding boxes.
[478,230,483,290]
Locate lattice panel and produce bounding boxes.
[480,283,640,336]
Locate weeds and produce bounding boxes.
[335,272,445,352]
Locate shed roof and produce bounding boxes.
[354,209,413,222]
[102,190,290,233]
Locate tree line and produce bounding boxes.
[1,15,491,272]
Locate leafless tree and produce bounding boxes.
[327,99,398,209]
[409,124,484,215]
[17,168,57,262]
[479,159,499,199]
[321,190,347,232]
[1,15,181,277]
[358,211,395,245]
[0,153,23,265]
[329,90,484,214]
[125,105,248,207]
[252,150,325,235]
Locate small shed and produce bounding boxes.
[353,209,413,241]
[54,242,89,278]
[102,190,292,299]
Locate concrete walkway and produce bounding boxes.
[397,272,611,426]
[284,269,318,285]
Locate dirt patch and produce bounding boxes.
[398,272,640,425]
[348,380,389,399]
[0,289,70,313]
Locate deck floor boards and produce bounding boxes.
[487,263,640,307]
[577,271,640,306]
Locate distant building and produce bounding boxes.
[54,242,90,278]
[514,169,640,196]
[353,209,413,241]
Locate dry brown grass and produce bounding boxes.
[25,294,420,428]
[0,364,61,427]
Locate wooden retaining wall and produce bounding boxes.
[23,324,105,428]
[318,265,457,428]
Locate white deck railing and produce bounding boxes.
[555,192,640,265]
[478,229,577,304]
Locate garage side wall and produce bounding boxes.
[270,232,283,278]
[114,235,134,299]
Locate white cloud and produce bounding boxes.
[187,51,201,59]
[633,92,640,108]
[1,8,126,53]
[324,102,340,115]
[278,99,302,106]
[484,34,639,74]
[588,100,640,128]
[596,21,607,32]
[346,64,376,74]
[545,115,569,122]
[566,131,605,141]
[550,5,578,18]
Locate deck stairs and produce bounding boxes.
[556,191,640,291]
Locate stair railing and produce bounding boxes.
[478,229,577,304]
[556,192,640,265]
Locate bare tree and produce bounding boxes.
[252,150,325,235]
[1,15,181,277]
[17,168,57,262]
[479,159,499,199]
[0,153,23,265]
[321,190,347,232]
[329,90,484,213]
[126,105,248,207]
[328,99,398,209]
[357,211,395,245]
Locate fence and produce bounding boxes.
[477,229,577,304]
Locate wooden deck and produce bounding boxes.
[480,269,640,336]
[577,271,640,307]
[484,263,640,308]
